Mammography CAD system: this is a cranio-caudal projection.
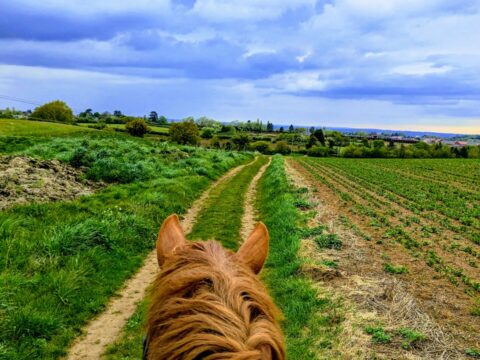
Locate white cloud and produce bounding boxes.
[192,0,315,21]
[392,62,453,76]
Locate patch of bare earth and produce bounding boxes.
[285,158,470,360]
[0,156,96,210]
[66,160,253,360]
[240,157,271,240]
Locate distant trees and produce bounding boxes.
[125,119,149,137]
[158,115,168,125]
[169,121,199,145]
[288,124,294,133]
[149,111,158,123]
[30,100,74,123]
[266,121,274,132]
[313,129,326,146]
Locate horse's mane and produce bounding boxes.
[146,240,285,360]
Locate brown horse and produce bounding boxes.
[145,214,285,360]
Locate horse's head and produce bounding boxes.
[145,214,285,360]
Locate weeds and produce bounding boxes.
[384,263,409,274]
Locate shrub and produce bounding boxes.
[125,119,149,137]
[232,133,251,150]
[250,141,271,154]
[210,135,221,148]
[200,127,215,139]
[30,100,74,123]
[274,141,291,155]
[169,121,199,145]
[307,145,329,157]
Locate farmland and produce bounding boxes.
[289,157,480,357]
[0,119,479,359]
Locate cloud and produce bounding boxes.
[1,0,480,133]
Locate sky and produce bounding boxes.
[1,0,480,134]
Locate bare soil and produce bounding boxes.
[285,158,474,360]
[0,156,96,210]
[66,159,255,360]
[240,157,271,240]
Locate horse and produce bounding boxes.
[144,214,285,360]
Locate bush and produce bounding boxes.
[210,136,221,148]
[250,141,271,154]
[169,121,199,145]
[232,133,251,150]
[307,145,329,157]
[274,141,291,155]
[30,100,74,123]
[200,127,215,139]
[125,119,149,137]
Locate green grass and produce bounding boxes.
[79,123,169,135]
[0,132,252,359]
[0,119,92,136]
[257,155,343,359]
[188,156,268,249]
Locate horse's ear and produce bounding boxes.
[157,214,187,267]
[235,222,269,274]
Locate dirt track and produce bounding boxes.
[67,158,266,359]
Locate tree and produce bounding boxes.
[279,127,284,133]
[274,141,291,155]
[30,100,74,123]
[113,110,123,117]
[158,115,168,125]
[306,135,319,149]
[232,133,251,150]
[169,121,199,145]
[200,127,214,139]
[149,111,158,123]
[125,118,149,137]
[309,126,315,134]
[313,129,326,146]
[266,121,274,132]
[288,124,294,133]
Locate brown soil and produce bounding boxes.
[240,157,271,240]
[285,158,477,360]
[66,159,255,360]
[0,156,96,210]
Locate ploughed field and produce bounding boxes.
[291,157,480,352]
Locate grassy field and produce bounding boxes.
[78,123,169,134]
[0,130,252,359]
[0,119,92,136]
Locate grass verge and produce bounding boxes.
[257,155,343,359]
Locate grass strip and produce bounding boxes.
[188,155,268,249]
[258,155,343,359]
